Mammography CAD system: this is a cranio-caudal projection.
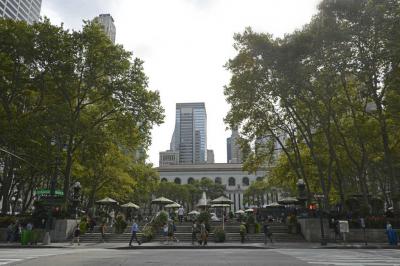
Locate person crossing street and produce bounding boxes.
[129,219,141,246]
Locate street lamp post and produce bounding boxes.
[43,138,62,245]
[72,182,82,219]
[315,194,327,246]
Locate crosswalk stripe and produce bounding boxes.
[275,249,400,266]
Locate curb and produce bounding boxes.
[320,245,400,249]
[0,245,69,249]
[111,245,269,250]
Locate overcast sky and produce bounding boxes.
[41,0,321,166]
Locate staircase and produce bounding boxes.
[78,222,305,243]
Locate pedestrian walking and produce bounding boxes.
[71,224,81,246]
[162,223,168,244]
[129,220,141,246]
[240,222,246,243]
[191,220,198,245]
[333,219,340,241]
[386,222,398,246]
[167,220,179,243]
[178,206,185,223]
[6,222,14,242]
[100,222,106,243]
[26,222,33,245]
[263,220,273,244]
[200,221,208,246]
[14,223,22,242]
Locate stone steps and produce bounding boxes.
[78,232,305,243]
[90,224,290,234]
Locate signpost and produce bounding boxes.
[339,220,349,242]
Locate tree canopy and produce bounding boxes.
[226,0,400,213]
[0,18,164,214]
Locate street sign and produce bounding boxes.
[34,189,64,196]
[339,220,349,233]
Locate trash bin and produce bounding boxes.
[26,230,32,244]
[21,230,28,245]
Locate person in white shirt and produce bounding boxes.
[177,207,184,223]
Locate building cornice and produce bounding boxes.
[156,163,269,173]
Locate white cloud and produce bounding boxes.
[41,0,320,166]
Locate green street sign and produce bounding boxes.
[34,189,64,196]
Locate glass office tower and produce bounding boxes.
[170,103,207,164]
[0,0,42,24]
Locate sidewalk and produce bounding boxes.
[0,241,398,249]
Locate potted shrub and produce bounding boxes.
[255,223,261,233]
[246,215,256,234]
[198,212,212,232]
[141,225,154,242]
[288,215,298,234]
[213,227,226,243]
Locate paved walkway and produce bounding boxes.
[0,241,398,249]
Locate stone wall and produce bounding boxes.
[50,219,79,242]
[298,218,329,242]
[299,218,398,243]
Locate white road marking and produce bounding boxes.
[276,249,400,266]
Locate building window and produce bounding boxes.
[188,177,194,184]
[256,176,264,182]
[228,177,236,186]
[174,177,181,184]
[242,177,249,186]
[161,178,168,183]
[215,177,222,184]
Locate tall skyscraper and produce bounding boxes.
[207,149,214,164]
[94,13,116,44]
[227,128,242,163]
[170,102,207,164]
[0,0,42,24]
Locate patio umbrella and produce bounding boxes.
[245,208,254,213]
[235,210,245,214]
[96,197,118,204]
[151,196,174,204]
[165,202,181,208]
[211,196,233,230]
[188,210,200,215]
[120,202,140,209]
[211,196,232,204]
[151,196,174,211]
[278,197,299,204]
[264,202,283,207]
[211,204,231,208]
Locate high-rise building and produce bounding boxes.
[207,149,214,164]
[227,128,242,163]
[94,13,116,44]
[170,102,207,164]
[0,0,42,24]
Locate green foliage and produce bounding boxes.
[224,0,400,212]
[246,214,255,226]
[213,227,226,243]
[114,215,128,234]
[197,212,211,225]
[154,211,169,227]
[287,214,297,225]
[141,225,154,242]
[79,220,88,235]
[255,223,261,234]
[0,18,164,213]
[0,216,16,227]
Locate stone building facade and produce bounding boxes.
[156,163,278,212]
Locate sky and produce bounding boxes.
[41,0,321,166]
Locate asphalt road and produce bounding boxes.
[1,248,400,266]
